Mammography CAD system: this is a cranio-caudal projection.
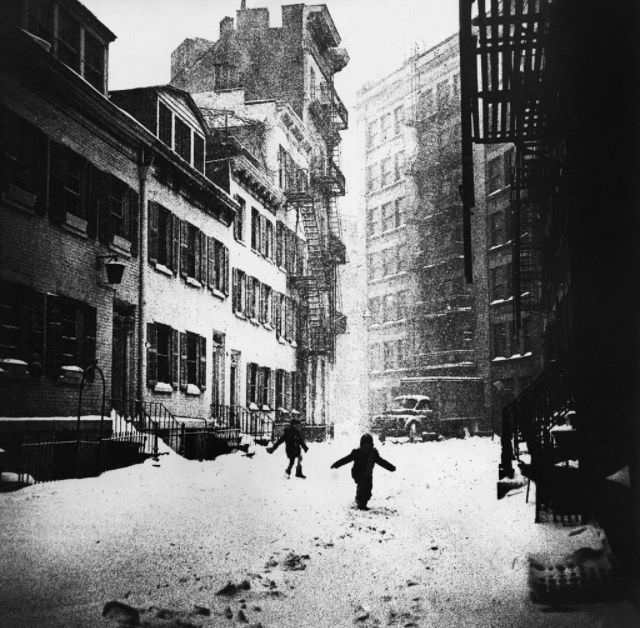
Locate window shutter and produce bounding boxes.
[29,291,45,377]
[146,322,157,387]
[231,268,237,311]
[171,213,180,273]
[98,172,112,244]
[268,369,275,407]
[48,142,66,223]
[200,230,208,284]
[257,367,265,406]
[129,187,139,257]
[44,294,62,378]
[179,331,188,390]
[83,304,97,371]
[246,362,251,405]
[179,220,188,278]
[207,236,215,291]
[86,165,99,239]
[198,335,207,391]
[260,215,266,256]
[148,201,159,264]
[223,246,229,295]
[171,328,179,389]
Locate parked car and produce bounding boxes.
[370,395,437,440]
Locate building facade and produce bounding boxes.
[170,3,349,426]
[357,33,542,433]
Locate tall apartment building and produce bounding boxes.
[358,33,541,433]
[170,3,349,425]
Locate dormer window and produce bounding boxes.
[21,0,111,94]
[156,99,205,173]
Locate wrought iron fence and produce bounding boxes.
[211,404,274,442]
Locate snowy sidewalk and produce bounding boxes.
[0,435,638,627]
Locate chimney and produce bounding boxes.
[237,7,269,33]
[220,16,234,37]
[240,0,246,8]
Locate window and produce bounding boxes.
[57,7,81,72]
[211,332,225,407]
[393,105,404,135]
[260,284,272,325]
[396,339,405,368]
[367,297,380,324]
[50,142,86,220]
[487,156,503,193]
[491,263,513,300]
[382,202,394,232]
[174,118,192,163]
[251,208,260,252]
[383,341,394,370]
[1,108,47,210]
[25,0,53,42]
[380,113,392,140]
[46,293,96,379]
[418,89,434,118]
[232,269,246,314]
[265,219,274,260]
[491,322,507,358]
[0,281,44,376]
[148,202,179,272]
[309,66,316,100]
[380,158,392,187]
[383,294,395,322]
[394,151,405,181]
[246,363,258,405]
[366,163,379,192]
[367,206,379,237]
[207,237,229,295]
[234,195,245,241]
[452,73,460,100]
[489,208,512,247]
[181,331,206,391]
[276,222,284,266]
[503,148,515,187]
[193,134,205,173]
[101,173,136,245]
[436,80,450,108]
[158,102,173,146]
[274,292,283,337]
[522,317,533,353]
[180,221,206,284]
[396,290,407,320]
[84,31,105,92]
[366,120,379,149]
[394,197,406,228]
[276,369,286,410]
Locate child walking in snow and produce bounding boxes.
[267,418,309,478]
[330,433,396,509]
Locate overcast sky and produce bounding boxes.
[82,0,459,109]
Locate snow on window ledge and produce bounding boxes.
[154,263,174,277]
[0,358,30,378]
[185,383,201,396]
[185,277,203,289]
[153,382,173,393]
[211,288,226,300]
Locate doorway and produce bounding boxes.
[112,303,135,413]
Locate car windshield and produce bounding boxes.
[416,399,432,411]
[392,398,418,410]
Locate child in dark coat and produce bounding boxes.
[267,418,309,478]
[330,433,396,509]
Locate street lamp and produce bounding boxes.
[97,254,126,284]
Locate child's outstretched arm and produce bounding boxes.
[375,453,396,472]
[330,451,355,469]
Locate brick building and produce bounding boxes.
[357,33,542,433]
[170,2,349,426]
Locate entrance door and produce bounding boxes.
[229,351,240,428]
[112,304,135,413]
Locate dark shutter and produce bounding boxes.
[98,171,112,244]
[29,290,45,377]
[171,328,179,389]
[129,187,139,257]
[223,246,229,295]
[48,142,66,223]
[198,335,206,391]
[146,322,157,387]
[86,164,99,239]
[148,201,159,264]
[179,331,187,390]
[171,212,180,273]
[231,268,237,311]
[246,362,251,405]
[45,293,62,378]
[257,367,265,406]
[179,220,188,278]
[198,229,207,284]
[207,236,215,291]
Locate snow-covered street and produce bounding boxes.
[1,433,638,628]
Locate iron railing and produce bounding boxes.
[211,404,275,442]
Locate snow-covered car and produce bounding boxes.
[370,395,436,440]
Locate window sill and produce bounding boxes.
[249,317,260,327]
[153,382,173,393]
[110,235,132,256]
[153,263,175,277]
[185,277,203,289]
[57,365,84,386]
[488,241,512,252]
[277,336,287,344]
[2,185,37,214]
[185,383,202,396]
[234,311,247,321]
[289,340,298,348]
[487,185,511,199]
[263,322,274,331]
[62,213,88,237]
[234,236,247,247]
[0,358,30,379]
[211,288,226,300]
[366,178,406,197]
